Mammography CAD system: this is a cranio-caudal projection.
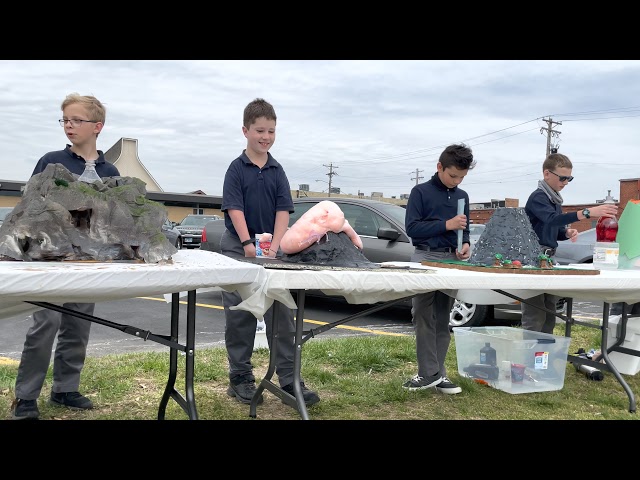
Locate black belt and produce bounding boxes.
[416,245,455,253]
[540,246,556,256]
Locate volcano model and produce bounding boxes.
[469,207,543,267]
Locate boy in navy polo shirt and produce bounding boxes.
[220,98,320,407]
[11,93,120,420]
[403,143,476,395]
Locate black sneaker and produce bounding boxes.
[281,382,320,406]
[49,391,94,410]
[435,376,462,395]
[402,373,443,391]
[11,398,40,420]
[227,378,264,405]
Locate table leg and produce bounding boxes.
[157,290,199,419]
[251,293,310,419]
[28,292,200,420]
[600,303,636,413]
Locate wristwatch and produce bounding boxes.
[241,238,254,247]
[582,208,591,219]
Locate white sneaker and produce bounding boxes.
[402,374,443,391]
[435,376,462,395]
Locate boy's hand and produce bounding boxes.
[447,214,467,231]
[592,204,618,218]
[566,228,578,242]
[456,243,471,260]
[243,242,257,257]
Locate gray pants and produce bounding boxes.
[15,303,93,400]
[220,229,298,388]
[410,249,456,379]
[610,302,640,316]
[520,293,559,334]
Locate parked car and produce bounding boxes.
[554,228,596,265]
[161,218,183,250]
[468,223,485,256]
[200,197,564,327]
[175,214,221,249]
[0,206,14,227]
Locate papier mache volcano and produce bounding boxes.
[0,163,176,263]
[469,207,544,267]
[277,200,378,268]
[281,230,379,268]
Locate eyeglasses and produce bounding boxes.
[548,170,574,183]
[59,118,98,128]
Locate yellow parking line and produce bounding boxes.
[300,318,409,336]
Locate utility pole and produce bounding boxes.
[540,117,562,156]
[322,163,338,197]
[411,169,424,186]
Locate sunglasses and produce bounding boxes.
[548,170,574,183]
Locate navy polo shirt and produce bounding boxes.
[405,172,470,249]
[525,188,579,248]
[221,151,293,238]
[31,145,121,178]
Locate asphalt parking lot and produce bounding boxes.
[0,293,605,364]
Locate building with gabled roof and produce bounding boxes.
[104,138,163,192]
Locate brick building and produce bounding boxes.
[469,180,640,233]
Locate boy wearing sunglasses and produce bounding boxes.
[522,152,618,333]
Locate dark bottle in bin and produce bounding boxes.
[480,342,497,366]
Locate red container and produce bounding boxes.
[596,216,618,242]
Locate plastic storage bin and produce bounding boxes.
[606,315,640,375]
[453,326,571,394]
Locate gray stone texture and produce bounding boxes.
[469,207,543,267]
[281,231,378,268]
[0,163,176,263]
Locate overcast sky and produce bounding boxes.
[1,60,638,206]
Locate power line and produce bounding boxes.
[410,169,423,186]
[540,117,562,156]
[318,163,339,197]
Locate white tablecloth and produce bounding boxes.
[0,250,266,320]
[234,262,640,318]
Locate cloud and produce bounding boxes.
[1,60,638,205]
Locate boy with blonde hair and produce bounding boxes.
[11,93,120,420]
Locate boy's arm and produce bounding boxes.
[227,209,256,256]
[269,210,290,257]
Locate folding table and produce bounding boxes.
[0,249,265,419]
